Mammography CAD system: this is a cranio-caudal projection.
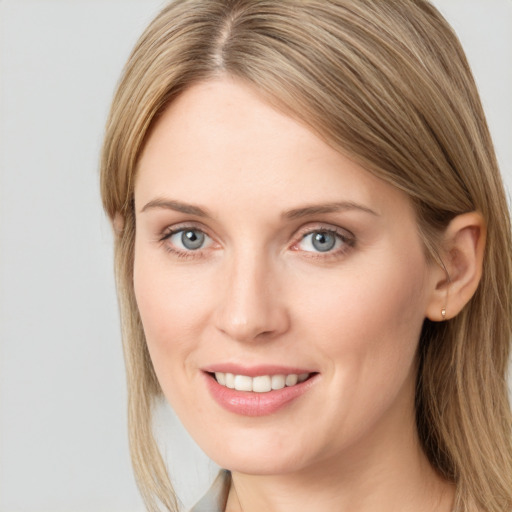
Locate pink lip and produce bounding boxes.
[203,363,314,377]
[203,371,319,417]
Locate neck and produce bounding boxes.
[225,410,454,512]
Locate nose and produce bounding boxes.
[214,249,290,342]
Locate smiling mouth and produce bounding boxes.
[210,372,315,393]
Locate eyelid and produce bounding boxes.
[289,223,356,255]
[158,222,219,258]
[156,221,355,259]
[159,221,212,240]
[292,223,355,242]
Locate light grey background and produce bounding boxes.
[0,1,510,511]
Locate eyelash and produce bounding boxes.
[158,224,355,260]
[291,226,355,259]
[158,224,214,260]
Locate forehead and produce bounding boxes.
[135,77,412,222]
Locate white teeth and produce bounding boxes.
[285,374,298,386]
[234,375,252,392]
[252,375,272,393]
[271,374,285,390]
[225,373,235,389]
[213,372,310,392]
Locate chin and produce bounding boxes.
[215,451,307,476]
[194,425,315,476]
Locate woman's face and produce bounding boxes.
[133,78,439,476]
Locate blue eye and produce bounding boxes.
[298,230,347,253]
[168,229,211,251]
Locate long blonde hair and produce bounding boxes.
[100,1,512,510]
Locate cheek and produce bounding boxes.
[301,261,425,331]
[295,253,429,391]
[132,246,211,369]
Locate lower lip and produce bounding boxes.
[204,373,318,417]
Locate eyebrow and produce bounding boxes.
[140,198,378,219]
[140,198,209,217]
[283,201,379,220]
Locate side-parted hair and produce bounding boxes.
[100,1,512,510]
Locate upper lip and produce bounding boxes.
[202,363,316,377]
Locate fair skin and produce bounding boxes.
[133,77,484,512]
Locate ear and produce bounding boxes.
[425,212,486,322]
[112,212,125,235]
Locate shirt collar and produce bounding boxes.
[189,469,231,512]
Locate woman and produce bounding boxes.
[100,1,512,511]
